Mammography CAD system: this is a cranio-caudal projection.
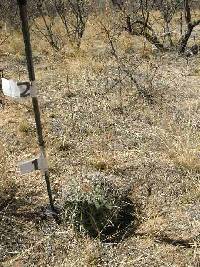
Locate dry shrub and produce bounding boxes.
[62,172,138,242]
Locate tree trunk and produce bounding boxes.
[178,0,200,53]
[178,23,194,53]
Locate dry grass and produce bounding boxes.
[0,10,200,267]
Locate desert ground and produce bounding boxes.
[0,10,200,267]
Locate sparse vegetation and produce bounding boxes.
[0,0,200,266]
[18,120,33,135]
[63,172,138,242]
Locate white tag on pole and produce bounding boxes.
[19,153,48,174]
[1,78,32,98]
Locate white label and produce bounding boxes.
[19,154,48,174]
[1,78,31,98]
[19,157,39,174]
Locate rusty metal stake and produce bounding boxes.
[17,0,57,218]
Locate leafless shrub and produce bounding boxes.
[31,0,90,50]
[54,0,90,48]
[110,0,200,53]
[0,0,40,29]
[97,20,165,105]
[32,1,62,51]
[157,0,180,47]
[0,0,20,29]
[178,0,200,53]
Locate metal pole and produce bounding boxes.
[17,0,55,213]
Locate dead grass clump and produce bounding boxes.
[88,152,116,171]
[169,148,200,172]
[18,120,34,135]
